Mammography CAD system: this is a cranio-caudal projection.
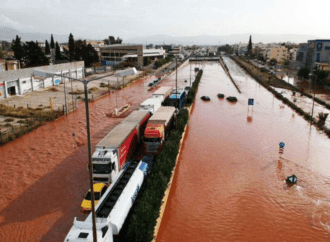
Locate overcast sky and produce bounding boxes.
[0,0,329,40]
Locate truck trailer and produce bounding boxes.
[139,98,162,115]
[152,86,173,104]
[144,106,176,154]
[92,111,150,184]
[64,158,150,242]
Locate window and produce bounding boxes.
[101,186,107,196]
[144,137,161,142]
[78,233,89,239]
[22,81,26,84]
[93,163,112,174]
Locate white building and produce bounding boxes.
[0,61,84,100]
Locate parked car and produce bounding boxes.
[81,183,109,212]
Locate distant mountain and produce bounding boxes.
[124,33,320,45]
[0,27,71,43]
[0,27,320,45]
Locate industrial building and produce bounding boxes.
[100,44,166,67]
[0,61,84,100]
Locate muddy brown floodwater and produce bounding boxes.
[157,59,330,242]
[0,69,189,242]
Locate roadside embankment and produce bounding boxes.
[117,70,204,242]
[219,55,241,93]
[231,56,330,138]
[236,56,330,109]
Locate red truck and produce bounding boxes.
[143,106,176,154]
[92,110,150,184]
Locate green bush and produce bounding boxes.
[119,108,192,242]
[298,68,310,79]
[186,70,203,106]
[154,56,173,69]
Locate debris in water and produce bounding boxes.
[286,174,298,184]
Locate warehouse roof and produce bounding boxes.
[0,61,84,83]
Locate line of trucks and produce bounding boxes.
[64,86,182,242]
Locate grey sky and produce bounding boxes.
[1,0,329,40]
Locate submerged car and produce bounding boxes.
[201,96,211,101]
[81,183,109,212]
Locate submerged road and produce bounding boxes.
[157,59,330,241]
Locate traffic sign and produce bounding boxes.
[279,142,285,148]
[248,98,254,105]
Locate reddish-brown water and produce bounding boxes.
[157,59,330,242]
[0,71,188,242]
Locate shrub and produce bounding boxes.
[4,118,14,122]
[69,89,84,95]
[298,68,310,79]
[119,107,193,242]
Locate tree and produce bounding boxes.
[55,42,62,60]
[23,41,49,67]
[257,54,265,62]
[82,44,99,67]
[269,58,277,66]
[247,35,253,57]
[45,40,50,55]
[315,70,328,81]
[0,46,4,59]
[72,40,99,66]
[116,37,122,44]
[69,33,75,61]
[50,34,55,49]
[297,67,310,79]
[11,35,25,62]
[104,36,123,45]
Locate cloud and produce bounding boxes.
[0,14,35,31]
[0,15,22,29]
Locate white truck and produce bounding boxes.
[92,111,150,184]
[64,157,151,242]
[139,98,162,115]
[152,86,173,104]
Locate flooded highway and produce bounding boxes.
[157,59,330,241]
[0,68,189,242]
[1,59,330,241]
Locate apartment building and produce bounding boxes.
[269,46,289,63]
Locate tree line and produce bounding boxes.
[11,33,99,68]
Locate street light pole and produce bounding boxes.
[115,76,118,115]
[83,80,98,242]
[311,75,316,123]
[175,57,178,109]
[190,63,191,87]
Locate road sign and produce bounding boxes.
[248,98,254,105]
[279,142,285,148]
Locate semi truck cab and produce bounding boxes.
[92,148,119,184]
[144,124,165,154]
